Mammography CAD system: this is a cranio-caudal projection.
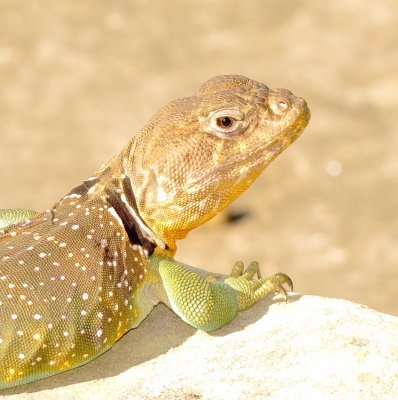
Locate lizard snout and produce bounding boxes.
[269,88,310,125]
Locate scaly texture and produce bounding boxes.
[0,75,310,389]
[0,209,36,230]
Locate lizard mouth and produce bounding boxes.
[184,96,310,190]
[184,127,303,191]
[218,105,310,171]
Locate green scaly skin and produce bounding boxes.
[0,209,37,230]
[0,75,309,389]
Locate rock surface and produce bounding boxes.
[2,294,398,400]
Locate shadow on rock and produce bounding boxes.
[210,293,302,336]
[3,292,300,395]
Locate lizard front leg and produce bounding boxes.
[149,254,292,332]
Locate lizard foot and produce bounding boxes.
[224,261,293,311]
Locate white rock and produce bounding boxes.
[2,295,398,400]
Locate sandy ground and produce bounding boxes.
[0,0,397,315]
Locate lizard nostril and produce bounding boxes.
[278,100,288,110]
[269,96,291,114]
[267,88,295,115]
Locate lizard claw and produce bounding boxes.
[225,263,293,310]
[272,272,293,303]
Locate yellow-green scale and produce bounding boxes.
[0,193,148,387]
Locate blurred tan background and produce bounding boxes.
[0,1,397,315]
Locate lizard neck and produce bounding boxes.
[120,137,187,254]
[54,151,168,256]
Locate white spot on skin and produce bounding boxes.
[82,293,89,300]
[67,193,81,199]
[157,186,168,202]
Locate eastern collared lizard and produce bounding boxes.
[0,75,310,389]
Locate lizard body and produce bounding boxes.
[0,75,310,389]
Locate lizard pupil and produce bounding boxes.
[218,116,233,128]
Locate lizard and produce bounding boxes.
[0,74,310,389]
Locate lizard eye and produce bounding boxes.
[208,109,245,138]
[216,116,234,128]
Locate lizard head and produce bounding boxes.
[124,75,310,252]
